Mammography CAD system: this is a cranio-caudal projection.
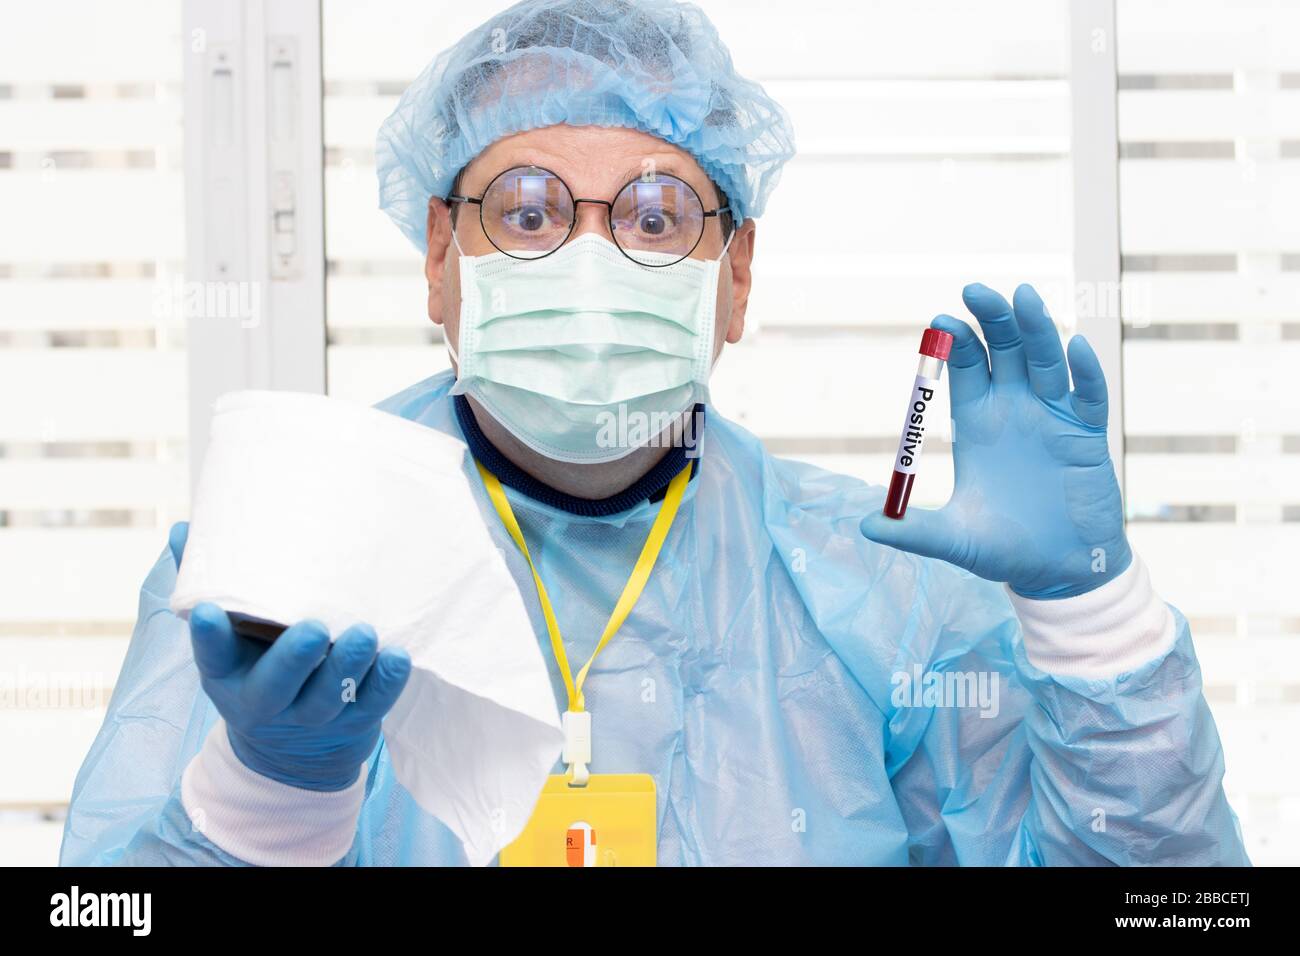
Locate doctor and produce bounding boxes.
[63,0,1248,866]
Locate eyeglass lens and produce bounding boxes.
[475,165,709,266]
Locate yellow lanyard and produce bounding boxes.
[476,460,691,783]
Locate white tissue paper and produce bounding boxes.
[170,390,562,866]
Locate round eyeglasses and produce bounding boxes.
[448,165,732,268]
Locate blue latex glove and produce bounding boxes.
[860,283,1132,599]
[169,522,413,790]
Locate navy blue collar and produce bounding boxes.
[453,394,703,517]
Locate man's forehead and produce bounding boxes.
[461,126,715,198]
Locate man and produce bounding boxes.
[62,0,1248,866]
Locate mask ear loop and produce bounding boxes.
[443,200,483,372]
[717,222,736,261]
[445,216,466,373]
[704,218,739,375]
[449,214,467,258]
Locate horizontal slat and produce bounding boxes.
[1120,161,1300,252]
[1120,273,1300,324]
[0,529,169,622]
[0,460,187,510]
[0,171,184,262]
[0,819,65,866]
[1212,705,1300,796]
[1124,341,1300,434]
[792,449,1300,511]
[1130,524,1300,617]
[322,0,1068,83]
[1196,636,1300,686]
[709,0,1067,79]
[0,99,181,151]
[325,79,1070,155]
[1118,0,1300,73]
[778,449,1300,510]
[764,80,1068,156]
[0,708,106,805]
[746,448,1300,511]
[0,280,185,331]
[656,157,1071,258]
[1236,819,1300,867]
[1119,89,1300,141]
[0,350,186,442]
[327,345,452,406]
[323,95,395,150]
[746,259,1073,331]
[0,0,180,84]
[713,334,955,437]
[328,276,430,328]
[325,167,419,261]
[323,0,520,82]
[0,637,130,685]
[1127,453,1300,507]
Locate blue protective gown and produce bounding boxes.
[60,370,1250,865]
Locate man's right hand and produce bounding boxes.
[170,521,413,791]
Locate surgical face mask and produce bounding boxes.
[448,230,728,463]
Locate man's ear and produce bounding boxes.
[425,197,452,326]
[725,219,757,344]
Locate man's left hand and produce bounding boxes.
[860,282,1131,599]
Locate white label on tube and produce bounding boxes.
[894,374,940,475]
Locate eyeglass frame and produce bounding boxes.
[446,164,734,268]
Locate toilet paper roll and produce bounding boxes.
[171,390,562,865]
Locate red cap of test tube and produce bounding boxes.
[919,328,954,361]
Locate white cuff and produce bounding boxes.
[1006,554,1177,679]
[180,720,367,867]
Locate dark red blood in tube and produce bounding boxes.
[882,327,954,521]
[883,470,915,520]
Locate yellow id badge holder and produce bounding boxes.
[499,772,657,867]
[477,463,688,870]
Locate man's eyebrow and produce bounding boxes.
[484,160,686,181]
[618,161,686,183]
[617,161,723,206]
[468,159,716,201]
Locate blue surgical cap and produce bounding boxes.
[376,0,797,253]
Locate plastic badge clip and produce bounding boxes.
[563,710,592,787]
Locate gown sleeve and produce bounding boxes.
[763,452,1250,866]
[59,541,238,864]
[58,540,367,866]
[886,555,1251,865]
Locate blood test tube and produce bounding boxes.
[883,328,954,520]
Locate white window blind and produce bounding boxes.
[1117,0,1300,865]
[4,0,1291,866]
[322,0,1075,509]
[0,0,187,863]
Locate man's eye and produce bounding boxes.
[630,208,678,237]
[639,212,666,235]
[505,204,550,231]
